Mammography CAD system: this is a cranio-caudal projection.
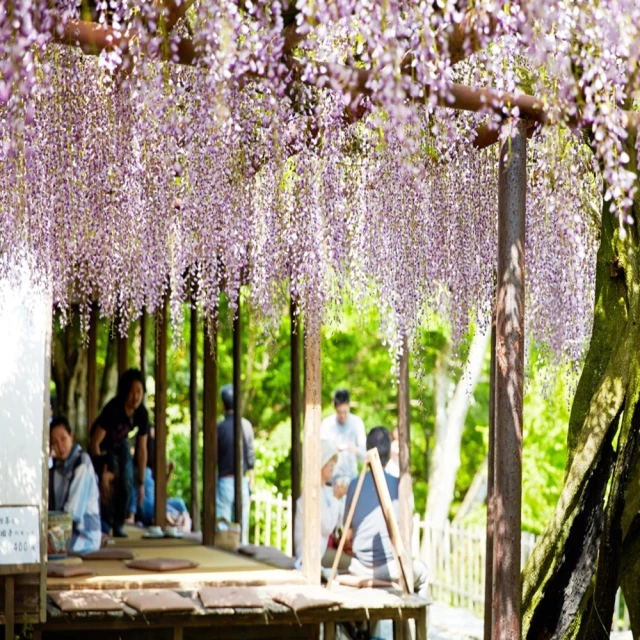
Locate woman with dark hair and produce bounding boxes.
[89,368,149,537]
[49,417,101,554]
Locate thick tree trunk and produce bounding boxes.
[99,335,117,409]
[51,313,87,435]
[523,133,640,639]
[425,323,490,531]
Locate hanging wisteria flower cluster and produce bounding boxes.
[0,0,617,363]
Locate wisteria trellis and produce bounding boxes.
[0,0,629,359]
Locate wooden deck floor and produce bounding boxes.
[40,585,429,639]
[41,532,430,638]
[48,543,306,591]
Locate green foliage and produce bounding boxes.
[135,300,570,535]
[521,354,571,534]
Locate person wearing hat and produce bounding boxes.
[293,439,349,570]
[216,384,255,545]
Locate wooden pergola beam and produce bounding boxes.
[53,8,640,151]
[86,303,99,430]
[54,9,528,139]
[290,297,302,557]
[202,320,217,545]
[154,297,168,528]
[140,309,147,381]
[232,302,244,529]
[397,336,413,592]
[117,332,128,378]
[302,322,322,585]
[190,304,200,532]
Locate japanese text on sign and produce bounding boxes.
[0,507,39,565]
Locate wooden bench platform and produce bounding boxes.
[38,585,429,639]
[39,534,429,639]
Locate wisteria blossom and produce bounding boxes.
[0,0,617,362]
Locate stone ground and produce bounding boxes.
[427,603,633,640]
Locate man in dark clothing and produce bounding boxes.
[217,384,255,544]
[89,368,149,538]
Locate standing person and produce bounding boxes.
[89,368,149,538]
[49,417,101,554]
[320,389,366,484]
[216,384,255,544]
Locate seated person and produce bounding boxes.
[344,426,428,594]
[49,417,101,554]
[294,439,348,570]
[126,427,192,532]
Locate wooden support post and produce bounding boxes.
[302,321,322,584]
[117,327,129,377]
[140,308,147,381]
[492,120,526,640]
[4,575,14,640]
[190,305,200,532]
[416,607,428,640]
[290,297,302,556]
[87,303,99,429]
[233,302,243,528]
[154,298,168,528]
[324,621,336,640]
[398,335,414,592]
[484,310,497,640]
[173,626,184,640]
[203,320,218,545]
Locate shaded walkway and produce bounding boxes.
[428,603,483,640]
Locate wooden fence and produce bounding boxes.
[413,518,631,632]
[249,490,293,556]
[246,495,631,633]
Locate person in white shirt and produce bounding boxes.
[320,389,367,483]
[294,440,348,569]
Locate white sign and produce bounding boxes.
[0,507,40,565]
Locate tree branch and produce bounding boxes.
[157,0,198,33]
[55,14,605,149]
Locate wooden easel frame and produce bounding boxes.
[326,449,412,595]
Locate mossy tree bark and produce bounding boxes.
[522,132,640,639]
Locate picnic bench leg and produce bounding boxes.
[324,621,336,640]
[415,607,427,640]
[32,629,42,640]
[393,619,413,640]
[173,625,184,640]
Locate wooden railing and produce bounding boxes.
[413,517,630,632]
[246,493,631,633]
[249,490,292,556]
